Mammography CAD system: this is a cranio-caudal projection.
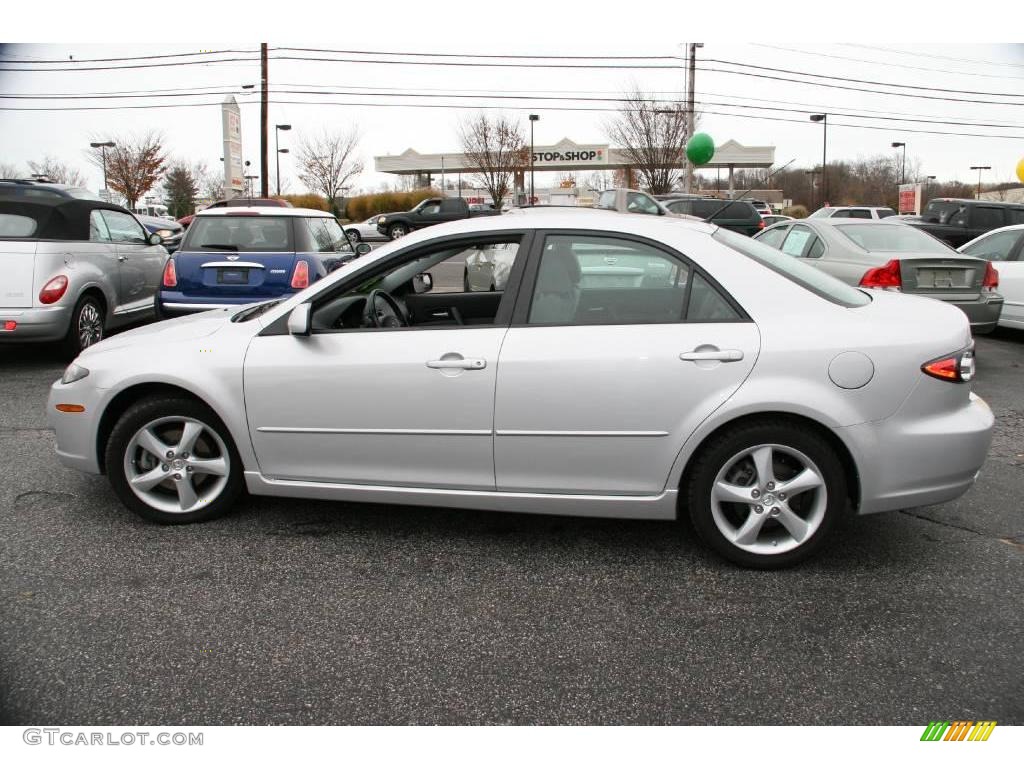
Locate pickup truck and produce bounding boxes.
[904,198,1024,248]
[376,197,500,240]
[594,188,699,221]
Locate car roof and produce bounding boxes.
[195,206,334,218]
[408,206,719,236]
[810,217,905,226]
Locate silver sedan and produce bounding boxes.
[48,209,993,568]
[754,218,1003,334]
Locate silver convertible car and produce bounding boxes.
[48,209,994,568]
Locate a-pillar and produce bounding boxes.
[728,165,735,199]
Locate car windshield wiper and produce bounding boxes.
[200,243,239,251]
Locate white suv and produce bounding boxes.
[809,206,898,220]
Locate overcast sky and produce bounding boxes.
[2,7,1022,198]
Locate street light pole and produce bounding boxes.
[528,114,539,205]
[970,165,991,199]
[810,114,827,205]
[275,124,291,196]
[89,141,116,195]
[891,142,906,186]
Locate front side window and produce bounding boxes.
[527,234,737,326]
[89,210,111,242]
[626,192,661,215]
[961,230,1022,261]
[420,203,442,216]
[184,216,293,252]
[713,227,871,308]
[100,210,147,243]
[597,191,616,210]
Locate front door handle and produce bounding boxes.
[680,349,744,362]
[426,357,486,370]
[117,254,127,262]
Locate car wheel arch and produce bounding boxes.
[95,383,233,474]
[675,410,861,516]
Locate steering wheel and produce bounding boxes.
[363,289,408,328]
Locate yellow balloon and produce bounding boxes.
[1017,157,1024,184]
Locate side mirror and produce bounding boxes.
[287,304,312,337]
[148,232,163,246]
[356,242,372,256]
[412,272,433,294]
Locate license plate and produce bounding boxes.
[917,269,955,288]
[217,269,248,285]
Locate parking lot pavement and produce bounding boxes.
[0,332,1021,725]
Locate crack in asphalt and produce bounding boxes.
[0,427,54,438]
[897,508,1019,547]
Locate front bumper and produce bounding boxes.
[47,377,107,474]
[0,305,72,343]
[841,391,994,515]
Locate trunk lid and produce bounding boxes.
[898,254,985,300]
[171,250,299,299]
[0,240,37,308]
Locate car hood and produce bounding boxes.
[79,308,234,359]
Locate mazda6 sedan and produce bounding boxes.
[48,209,994,568]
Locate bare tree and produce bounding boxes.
[295,128,363,214]
[87,132,167,208]
[0,161,23,178]
[27,156,88,186]
[458,112,527,210]
[604,89,692,195]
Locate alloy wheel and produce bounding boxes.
[78,302,103,349]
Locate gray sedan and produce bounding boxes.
[753,218,1003,333]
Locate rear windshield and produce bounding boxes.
[688,200,757,219]
[712,228,871,308]
[184,215,294,252]
[0,213,39,238]
[922,200,963,224]
[834,223,952,254]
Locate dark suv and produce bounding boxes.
[658,196,764,236]
[906,198,1024,248]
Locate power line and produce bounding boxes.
[0,49,258,64]
[0,56,261,72]
[839,44,1024,69]
[271,46,676,61]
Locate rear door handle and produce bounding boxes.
[680,349,744,362]
[426,357,486,370]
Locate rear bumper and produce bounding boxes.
[841,391,994,515]
[948,294,1003,333]
[157,293,292,318]
[0,305,71,342]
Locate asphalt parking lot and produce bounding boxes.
[0,329,1021,725]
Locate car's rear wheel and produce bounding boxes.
[346,229,361,243]
[105,396,243,524]
[388,223,408,239]
[686,420,846,568]
[61,294,105,357]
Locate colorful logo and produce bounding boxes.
[920,721,997,742]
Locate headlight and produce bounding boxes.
[377,216,386,225]
[61,363,90,384]
[156,229,173,238]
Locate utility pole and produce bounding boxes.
[970,165,990,199]
[260,43,269,198]
[683,43,702,194]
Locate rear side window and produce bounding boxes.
[781,226,813,256]
[597,191,615,210]
[1009,209,1024,225]
[303,217,352,252]
[756,225,788,248]
[0,213,37,238]
[877,208,897,218]
[961,230,1022,261]
[626,192,660,215]
[713,227,871,308]
[185,216,294,252]
[972,207,1005,229]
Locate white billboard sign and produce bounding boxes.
[222,97,244,196]
[531,144,610,168]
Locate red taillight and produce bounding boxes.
[3,320,16,331]
[982,262,999,289]
[922,348,975,383]
[859,259,902,289]
[758,219,765,229]
[39,275,69,304]
[291,259,310,289]
[162,259,177,288]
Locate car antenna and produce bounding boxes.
[704,158,796,225]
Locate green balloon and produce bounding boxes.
[686,133,715,165]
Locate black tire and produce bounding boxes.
[61,294,105,358]
[685,419,847,569]
[388,223,408,239]
[346,229,361,243]
[105,396,244,525]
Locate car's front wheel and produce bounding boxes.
[686,420,846,568]
[105,396,244,524]
[388,223,408,239]
[346,229,361,243]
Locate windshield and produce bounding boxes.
[834,223,952,254]
[183,215,293,252]
[713,228,871,308]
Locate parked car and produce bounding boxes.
[137,214,185,254]
[754,218,1003,333]
[344,214,391,243]
[50,209,993,569]
[958,224,1024,330]
[178,198,293,229]
[376,197,500,240]
[660,197,765,236]
[157,207,370,318]
[903,198,1024,248]
[748,199,773,217]
[809,206,898,220]
[594,188,697,219]
[0,197,166,356]
[463,242,518,291]
[762,215,795,227]
[0,178,98,201]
